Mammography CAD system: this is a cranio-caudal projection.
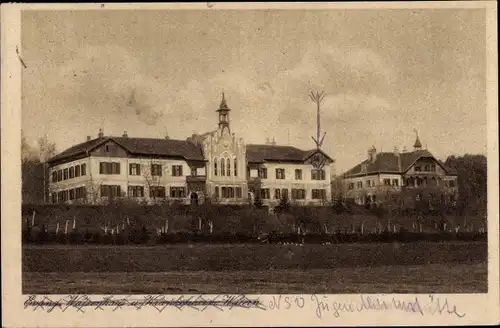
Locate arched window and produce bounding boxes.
[226,158,231,177]
[221,158,225,176]
[215,186,219,198]
[234,158,238,177]
[214,158,218,176]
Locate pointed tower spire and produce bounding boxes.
[216,91,231,132]
[413,129,422,150]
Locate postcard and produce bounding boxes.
[1,2,499,327]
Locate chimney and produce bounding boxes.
[271,138,276,146]
[367,146,377,162]
[122,131,128,138]
[393,146,399,155]
[86,136,91,141]
[98,128,104,138]
[266,138,270,145]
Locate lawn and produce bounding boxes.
[23,241,487,294]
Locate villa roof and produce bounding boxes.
[343,149,457,177]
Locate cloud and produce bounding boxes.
[54,45,165,126]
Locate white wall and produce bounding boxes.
[257,162,332,205]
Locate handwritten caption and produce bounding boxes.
[24,294,465,318]
[267,294,466,318]
[24,294,265,313]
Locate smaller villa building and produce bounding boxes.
[339,134,458,205]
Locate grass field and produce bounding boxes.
[23,241,487,294]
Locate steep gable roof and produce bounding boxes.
[343,149,456,176]
[246,144,333,164]
[48,136,205,164]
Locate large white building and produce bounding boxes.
[47,94,335,206]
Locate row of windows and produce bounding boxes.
[214,158,238,177]
[257,168,326,180]
[259,188,327,200]
[51,186,86,203]
[214,186,243,199]
[414,164,437,172]
[52,164,87,182]
[99,162,184,177]
[347,177,455,190]
[100,185,187,198]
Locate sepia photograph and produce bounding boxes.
[2,2,499,327]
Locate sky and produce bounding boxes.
[21,8,487,173]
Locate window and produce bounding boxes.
[383,179,391,186]
[99,162,120,175]
[150,186,166,198]
[128,185,145,197]
[58,190,68,203]
[258,167,267,179]
[311,169,326,180]
[235,187,242,198]
[75,165,81,177]
[312,189,326,200]
[170,187,186,198]
[281,188,289,200]
[214,158,218,176]
[81,164,86,176]
[69,189,75,200]
[234,159,238,177]
[357,181,363,189]
[57,170,63,181]
[191,167,197,177]
[416,177,422,186]
[276,168,285,179]
[52,171,57,183]
[366,180,372,187]
[51,193,57,204]
[448,180,456,188]
[75,187,86,199]
[431,164,436,172]
[424,165,430,171]
[392,179,399,187]
[226,159,231,177]
[221,187,234,198]
[260,188,270,199]
[220,159,225,176]
[101,185,121,198]
[275,188,281,200]
[129,163,141,176]
[348,183,354,190]
[414,166,421,172]
[69,167,75,179]
[291,189,306,200]
[63,168,69,180]
[152,164,163,176]
[295,169,302,180]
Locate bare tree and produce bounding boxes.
[37,135,57,204]
[142,159,163,203]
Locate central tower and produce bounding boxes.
[216,92,231,133]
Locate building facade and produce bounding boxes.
[338,135,458,206]
[47,94,335,206]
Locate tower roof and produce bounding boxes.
[414,136,422,149]
[216,92,230,111]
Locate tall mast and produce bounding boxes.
[309,90,327,149]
